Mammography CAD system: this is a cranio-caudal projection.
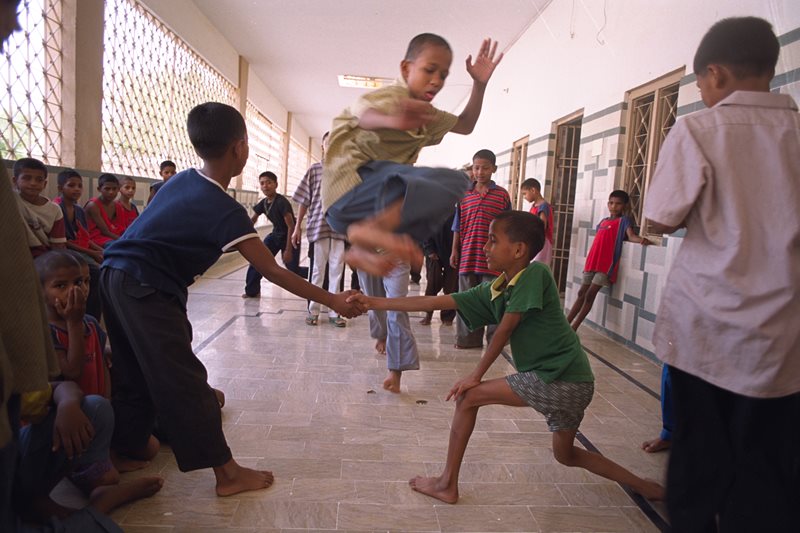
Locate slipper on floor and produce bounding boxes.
[329,316,346,328]
[305,314,319,326]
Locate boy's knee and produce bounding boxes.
[82,395,113,435]
[553,445,577,467]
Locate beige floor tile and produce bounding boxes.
[120,497,240,528]
[436,504,538,532]
[529,506,637,532]
[342,460,428,481]
[337,503,440,531]
[231,500,338,529]
[457,482,567,506]
[556,482,636,507]
[288,478,358,501]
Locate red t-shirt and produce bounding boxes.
[49,316,107,397]
[116,201,139,233]
[531,201,554,244]
[584,216,625,282]
[86,197,124,246]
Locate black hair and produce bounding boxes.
[64,249,88,267]
[12,157,47,178]
[693,17,779,78]
[521,178,541,191]
[34,250,81,284]
[160,160,176,171]
[57,168,82,187]
[119,175,136,184]
[405,33,452,61]
[473,149,496,166]
[187,102,247,159]
[259,171,278,183]
[492,211,545,261]
[98,173,119,187]
[609,189,630,204]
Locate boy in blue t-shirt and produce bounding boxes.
[348,211,663,504]
[100,102,362,497]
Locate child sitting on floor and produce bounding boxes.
[116,176,139,232]
[85,174,124,247]
[323,34,502,275]
[348,211,664,503]
[12,157,66,257]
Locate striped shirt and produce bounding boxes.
[292,162,345,243]
[453,181,511,275]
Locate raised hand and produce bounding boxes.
[55,286,86,324]
[465,38,503,85]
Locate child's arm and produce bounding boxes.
[65,240,103,264]
[54,286,88,381]
[292,204,308,247]
[447,311,521,400]
[538,212,548,231]
[282,211,295,264]
[85,202,120,240]
[450,231,460,269]
[235,237,363,317]
[450,38,503,135]
[648,221,684,235]
[625,226,651,245]
[358,99,437,132]
[350,293,458,313]
[51,380,94,460]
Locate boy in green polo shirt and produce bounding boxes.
[348,211,664,504]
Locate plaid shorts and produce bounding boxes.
[507,371,594,432]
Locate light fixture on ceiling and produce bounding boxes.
[337,74,394,89]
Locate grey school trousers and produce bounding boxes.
[100,267,232,472]
[357,263,420,372]
[455,273,497,348]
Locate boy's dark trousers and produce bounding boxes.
[667,366,800,532]
[100,267,232,472]
[244,232,301,296]
[422,256,457,323]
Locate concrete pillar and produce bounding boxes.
[61,0,105,170]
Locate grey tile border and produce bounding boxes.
[527,150,554,160]
[623,293,641,307]
[594,168,608,176]
[528,133,555,146]
[778,26,800,46]
[638,306,657,323]
[771,66,800,89]
[579,127,625,145]
[582,102,626,124]
[585,320,658,361]
[584,162,597,171]
[608,159,623,167]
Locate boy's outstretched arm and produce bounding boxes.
[347,292,457,313]
[235,237,363,317]
[451,38,503,135]
[625,226,651,245]
[447,311,521,400]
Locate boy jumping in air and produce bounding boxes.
[348,211,663,503]
[324,34,502,275]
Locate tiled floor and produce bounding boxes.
[71,257,670,531]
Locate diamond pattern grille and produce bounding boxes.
[0,0,63,164]
[243,100,285,192]
[101,0,237,178]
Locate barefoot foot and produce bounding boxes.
[111,450,150,473]
[89,477,163,514]
[418,316,432,325]
[214,459,274,497]
[641,437,671,453]
[383,370,402,393]
[408,475,458,504]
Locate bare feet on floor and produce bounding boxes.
[375,338,386,354]
[89,477,163,514]
[409,475,458,504]
[418,316,432,325]
[383,370,401,393]
[214,459,274,497]
[111,451,150,473]
[641,437,671,453]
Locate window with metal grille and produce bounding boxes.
[243,100,285,192]
[286,137,309,197]
[1,0,63,164]
[622,79,680,236]
[101,0,237,178]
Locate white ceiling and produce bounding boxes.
[192,0,552,142]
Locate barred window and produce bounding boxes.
[286,137,309,197]
[243,100,285,192]
[101,0,237,178]
[0,0,63,164]
[622,74,681,236]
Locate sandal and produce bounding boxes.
[329,316,346,328]
[305,314,319,326]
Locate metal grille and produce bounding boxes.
[286,137,309,196]
[0,0,63,164]
[623,82,679,229]
[243,100,284,191]
[101,0,237,178]
[551,119,582,294]
[509,137,528,209]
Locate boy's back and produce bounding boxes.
[645,90,800,397]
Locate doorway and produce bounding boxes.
[549,116,582,294]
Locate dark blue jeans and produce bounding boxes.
[244,233,300,296]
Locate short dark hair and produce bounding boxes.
[187,102,247,159]
[473,149,496,166]
[64,249,88,267]
[160,160,176,171]
[493,211,545,261]
[34,250,81,284]
[13,157,47,178]
[693,17,779,78]
[405,33,452,61]
[57,168,82,187]
[120,175,136,184]
[609,190,630,204]
[259,171,278,183]
[98,173,119,187]
[521,178,541,191]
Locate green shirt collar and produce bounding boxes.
[490,269,526,301]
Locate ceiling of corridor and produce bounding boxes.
[191,0,553,141]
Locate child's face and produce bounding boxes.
[42,265,86,311]
[401,44,453,102]
[483,220,518,272]
[259,177,277,197]
[522,188,536,203]
[160,166,177,181]
[77,263,91,300]
[472,158,496,184]
[98,181,119,202]
[59,176,83,203]
[607,196,626,217]
[14,168,47,201]
[120,180,136,200]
